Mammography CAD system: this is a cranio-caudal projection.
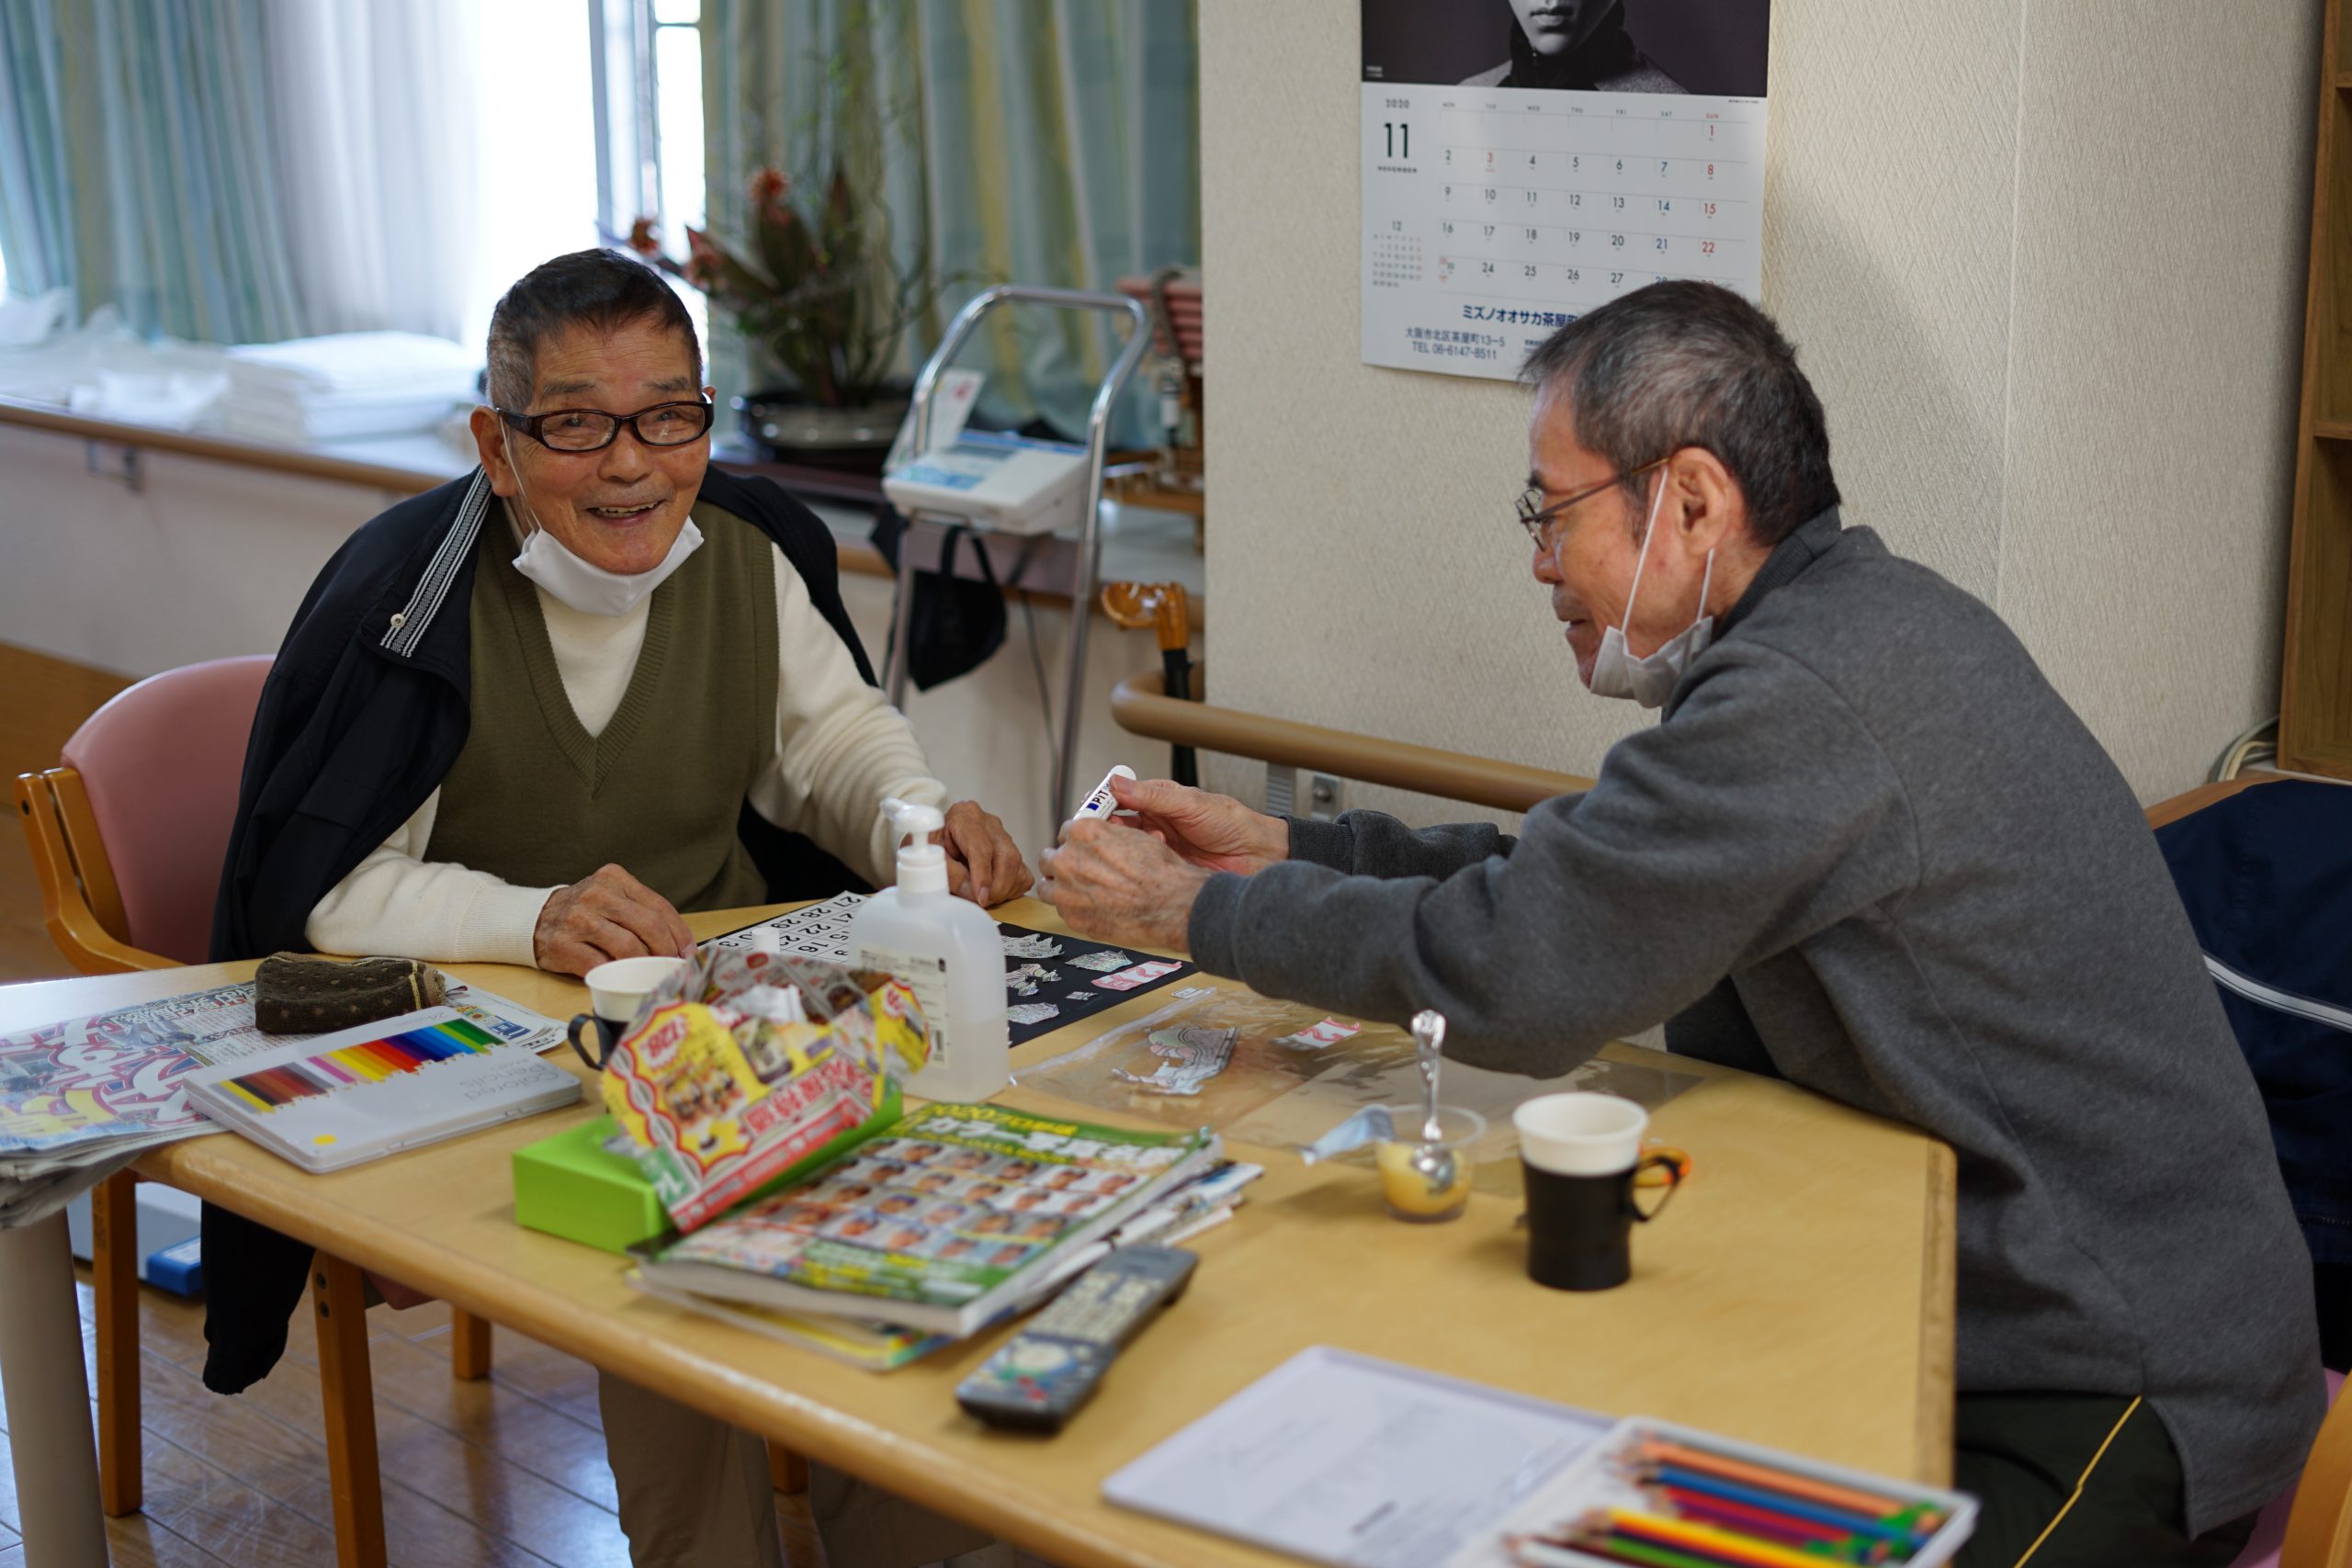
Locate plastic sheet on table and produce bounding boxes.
[1013,987,1704,1196]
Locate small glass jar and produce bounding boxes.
[1374,1105,1487,1223]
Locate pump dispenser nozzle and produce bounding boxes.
[883,796,950,895]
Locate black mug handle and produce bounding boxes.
[1626,1149,1690,1223]
[566,1013,609,1073]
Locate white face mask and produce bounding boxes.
[1587,469,1714,708]
[503,434,701,616]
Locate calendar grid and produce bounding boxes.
[1363,80,1769,381]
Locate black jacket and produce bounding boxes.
[200,465,877,1393]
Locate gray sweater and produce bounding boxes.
[1189,510,2322,1533]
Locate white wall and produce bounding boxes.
[1199,0,2321,810]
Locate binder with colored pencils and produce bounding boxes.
[183,1007,582,1173]
[1448,1418,1976,1568]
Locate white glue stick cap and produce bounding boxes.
[1073,764,1138,821]
[882,796,949,894]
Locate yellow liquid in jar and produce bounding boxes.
[1375,1138,1471,1219]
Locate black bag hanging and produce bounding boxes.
[869,505,1007,691]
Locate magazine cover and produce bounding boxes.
[638,1101,1218,1334]
[603,948,933,1231]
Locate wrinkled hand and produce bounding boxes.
[1104,774,1288,876]
[1038,819,1212,952]
[934,799,1034,908]
[533,864,695,976]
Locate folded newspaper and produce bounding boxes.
[631,1102,1221,1337]
[0,976,560,1227]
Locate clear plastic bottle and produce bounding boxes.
[848,798,1010,1102]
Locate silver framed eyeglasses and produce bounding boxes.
[1516,457,1668,545]
[498,398,715,453]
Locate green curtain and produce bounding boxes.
[701,0,1200,440]
[0,0,74,297]
[0,0,301,341]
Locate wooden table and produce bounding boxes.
[0,898,1955,1568]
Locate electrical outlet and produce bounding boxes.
[1264,764,1297,817]
[1306,773,1345,820]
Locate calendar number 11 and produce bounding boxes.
[1385,121,1410,159]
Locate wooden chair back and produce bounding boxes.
[15,765,167,974]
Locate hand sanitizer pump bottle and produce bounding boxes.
[848,798,1010,1101]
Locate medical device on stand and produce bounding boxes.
[881,286,1150,823]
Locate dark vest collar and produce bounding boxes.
[1717,506,1844,639]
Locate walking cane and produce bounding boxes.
[1100,581,1197,787]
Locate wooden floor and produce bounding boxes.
[0,1271,833,1567]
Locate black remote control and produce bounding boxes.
[955,1246,1198,1433]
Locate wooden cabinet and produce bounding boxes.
[2282,2,2352,778]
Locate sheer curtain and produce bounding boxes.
[700,0,1200,437]
[0,0,74,299]
[0,0,304,340]
[260,0,482,344]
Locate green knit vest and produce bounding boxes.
[424,502,777,914]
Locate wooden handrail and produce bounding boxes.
[1110,668,1594,814]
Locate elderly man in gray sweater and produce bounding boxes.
[1041,281,2322,1567]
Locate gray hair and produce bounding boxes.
[1521,281,1839,545]
[485,248,702,412]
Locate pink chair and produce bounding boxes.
[17,656,271,971]
[2231,1368,2350,1567]
[13,655,492,1568]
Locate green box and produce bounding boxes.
[513,1087,901,1254]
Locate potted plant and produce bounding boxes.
[630,161,960,463]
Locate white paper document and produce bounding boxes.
[1101,1347,1608,1568]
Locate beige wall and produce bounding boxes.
[1199,0,2321,814]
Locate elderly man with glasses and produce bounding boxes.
[1040,280,2323,1568]
[209,248,1023,1568]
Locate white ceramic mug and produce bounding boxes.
[567,955,689,1072]
[1513,1091,1648,1175]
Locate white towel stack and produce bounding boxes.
[218,331,481,443]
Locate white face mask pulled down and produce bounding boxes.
[1587,470,1714,708]
[503,435,701,617]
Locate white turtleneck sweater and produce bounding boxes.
[305,506,946,965]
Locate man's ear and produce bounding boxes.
[1668,446,1744,553]
[470,406,518,496]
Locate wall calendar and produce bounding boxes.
[1361,0,1771,380]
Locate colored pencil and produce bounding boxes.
[1658,1489,1868,1556]
[1517,1531,1726,1568]
[1606,1507,1851,1568]
[1634,1438,1941,1528]
[1645,1463,1928,1548]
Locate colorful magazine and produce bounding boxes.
[602,949,933,1231]
[632,1101,1220,1337]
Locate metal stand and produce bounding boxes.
[885,285,1150,823]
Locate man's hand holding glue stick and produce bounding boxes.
[1041,769,1293,949]
[1071,765,1138,823]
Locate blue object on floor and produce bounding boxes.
[144,1235,203,1297]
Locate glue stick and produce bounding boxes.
[1071,765,1137,822]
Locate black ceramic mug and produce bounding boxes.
[1513,1092,1689,1292]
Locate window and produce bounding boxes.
[591,0,707,343]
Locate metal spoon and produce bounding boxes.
[1408,1010,1455,1193]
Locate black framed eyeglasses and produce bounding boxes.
[1516,457,1668,546]
[498,398,716,453]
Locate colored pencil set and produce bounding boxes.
[1506,1432,1952,1568]
[215,1016,502,1111]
